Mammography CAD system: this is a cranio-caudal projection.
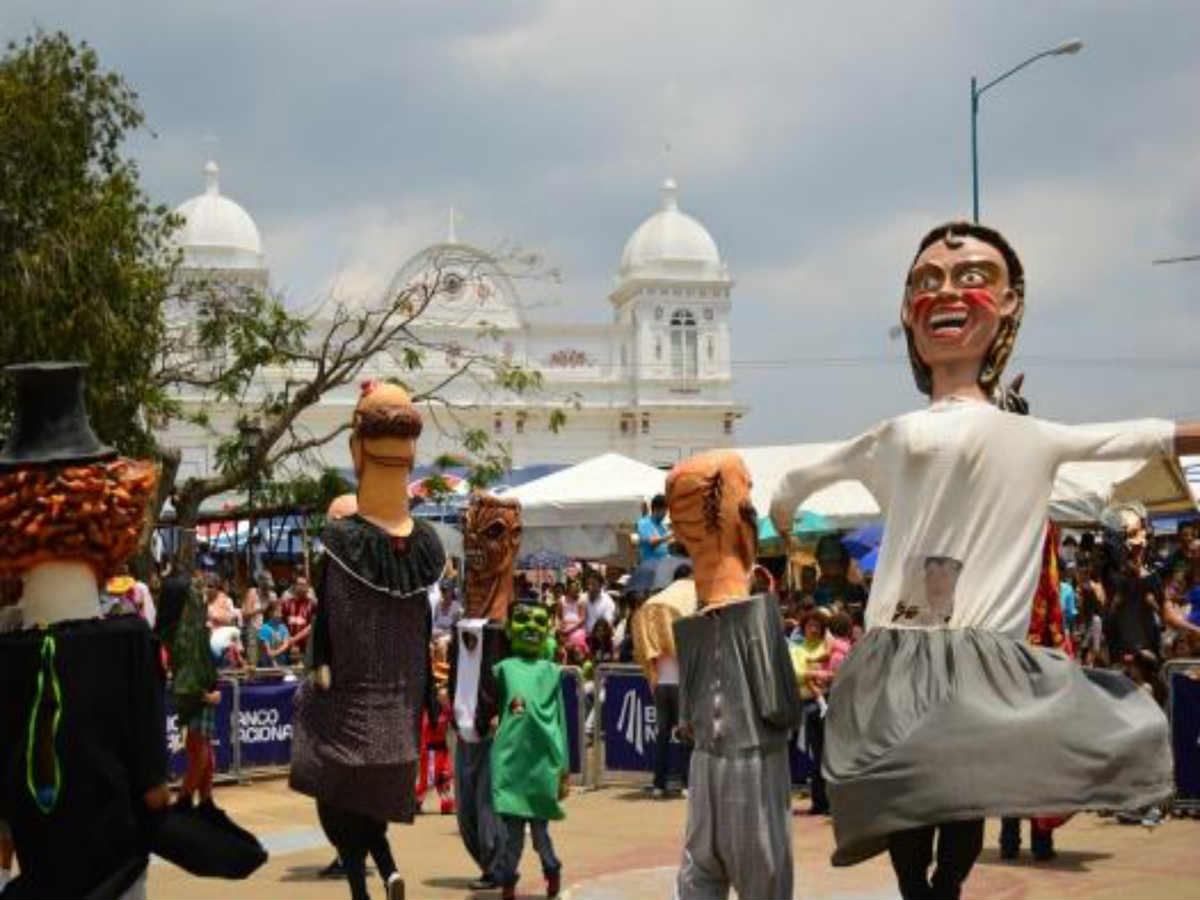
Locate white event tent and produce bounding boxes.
[498,453,666,560]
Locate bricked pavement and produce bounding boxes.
[146,778,1200,899]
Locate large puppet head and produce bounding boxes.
[901,221,1025,399]
[348,379,423,480]
[462,494,522,620]
[1100,501,1150,574]
[507,597,551,659]
[0,363,157,584]
[665,451,757,607]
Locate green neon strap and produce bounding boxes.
[25,632,63,815]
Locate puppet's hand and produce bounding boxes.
[558,771,570,800]
[674,722,694,743]
[315,664,332,690]
[204,690,221,705]
[144,783,171,811]
[997,372,1029,415]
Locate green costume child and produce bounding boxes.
[490,600,568,900]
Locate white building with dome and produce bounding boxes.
[162,165,743,481]
[172,161,267,288]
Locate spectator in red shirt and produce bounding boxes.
[281,576,316,653]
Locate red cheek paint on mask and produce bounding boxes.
[910,289,996,323]
[910,293,938,321]
[961,288,997,312]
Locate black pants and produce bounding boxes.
[316,799,397,900]
[653,684,691,791]
[801,700,827,813]
[887,819,984,900]
[1000,817,1054,857]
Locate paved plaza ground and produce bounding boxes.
[146,777,1200,899]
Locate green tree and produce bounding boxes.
[0,31,179,456]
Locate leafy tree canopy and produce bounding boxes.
[0,30,178,457]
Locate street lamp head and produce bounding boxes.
[1053,38,1084,55]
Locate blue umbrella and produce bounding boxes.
[842,524,883,559]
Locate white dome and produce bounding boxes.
[619,178,727,283]
[174,161,265,270]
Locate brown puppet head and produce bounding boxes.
[349,380,423,531]
[665,450,757,609]
[349,379,423,477]
[900,221,1025,401]
[462,494,523,621]
[0,363,158,585]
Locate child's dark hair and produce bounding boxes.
[829,611,853,639]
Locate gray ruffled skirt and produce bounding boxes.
[825,627,1172,866]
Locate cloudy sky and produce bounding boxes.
[5,1,1200,445]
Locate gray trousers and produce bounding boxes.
[677,745,794,900]
[454,737,505,879]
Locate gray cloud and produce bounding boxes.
[4,0,1199,443]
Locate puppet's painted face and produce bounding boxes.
[507,601,550,658]
[348,381,422,479]
[903,236,1018,380]
[462,495,523,620]
[1119,509,1148,568]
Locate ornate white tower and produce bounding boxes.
[609,177,739,465]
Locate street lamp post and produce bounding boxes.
[971,38,1083,222]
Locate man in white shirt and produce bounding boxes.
[583,572,616,636]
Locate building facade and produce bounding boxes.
[162,164,744,481]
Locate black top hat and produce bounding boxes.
[0,362,116,471]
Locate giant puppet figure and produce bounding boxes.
[290,380,446,900]
[770,221,1188,900]
[0,363,167,898]
[450,494,523,891]
[0,363,267,897]
[667,450,801,900]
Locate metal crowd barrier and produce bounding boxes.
[559,665,589,788]
[170,664,594,788]
[592,663,668,787]
[1165,658,1200,813]
[589,663,818,790]
[166,665,305,786]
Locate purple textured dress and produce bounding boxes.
[290,515,444,822]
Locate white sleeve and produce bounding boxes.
[769,426,883,529]
[1035,418,1175,465]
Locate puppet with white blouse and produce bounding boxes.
[770,222,1194,900]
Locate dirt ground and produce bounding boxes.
[145,777,1200,899]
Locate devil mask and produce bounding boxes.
[462,494,522,620]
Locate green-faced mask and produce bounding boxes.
[507,602,550,658]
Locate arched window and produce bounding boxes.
[670,309,698,380]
